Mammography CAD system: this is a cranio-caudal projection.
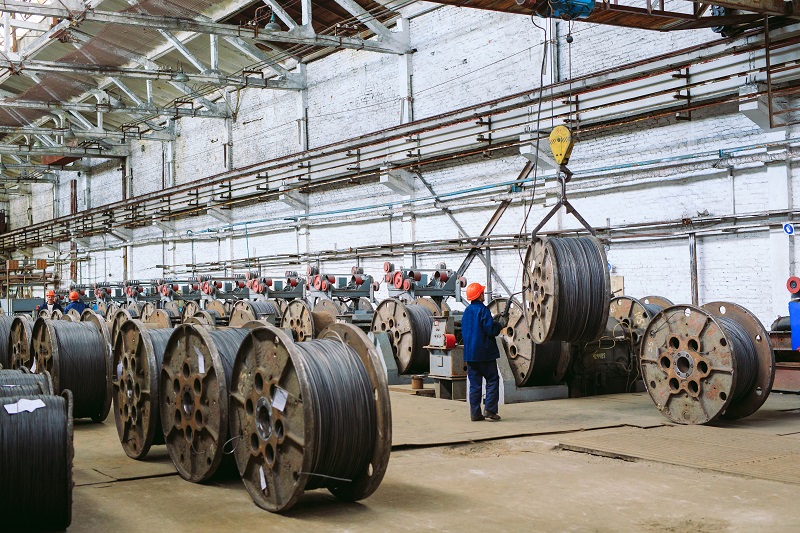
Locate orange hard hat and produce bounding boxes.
[465,282,485,302]
[69,291,80,301]
[46,289,55,297]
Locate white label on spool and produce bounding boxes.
[259,466,267,490]
[116,362,123,380]
[194,347,205,374]
[273,387,288,412]
[1,384,18,388]
[4,398,46,414]
[30,358,36,373]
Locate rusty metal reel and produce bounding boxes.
[113,319,174,459]
[206,300,228,323]
[139,302,156,322]
[164,301,181,319]
[181,300,201,323]
[8,315,33,370]
[270,298,288,318]
[39,308,63,320]
[640,302,773,424]
[229,323,391,512]
[105,303,119,324]
[64,309,82,322]
[280,300,334,342]
[312,298,346,318]
[229,301,280,328]
[159,325,249,482]
[607,296,656,352]
[145,309,174,329]
[111,308,133,348]
[80,310,114,422]
[487,298,570,387]
[641,296,673,310]
[126,302,143,319]
[414,297,442,316]
[370,299,433,375]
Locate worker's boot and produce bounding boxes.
[484,412,501,421]
[470,413,485,421]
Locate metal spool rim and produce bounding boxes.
[702,301,774,420]
[370,298,430,375]
[487,297,535,387]
[641,305,736,424]
[641,296,674,309]
[206,300,228,319]
[280,300,318,342]
[111,308,133,347]
[522,237,559,344]
[229,322,391,512]
[32,318,61,392]
[140,302,156,321]
[414,297,442,316]
[9,315,33,370]
[145,309,173,329]
[608,296,651,350]
[312,298,345,317]
[229,301,258,328]
[113,319,159,459]
[181,301,201,323]
[80,310,114,423]
[159,324,230,482]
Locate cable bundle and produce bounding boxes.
[0,392,73,530]
[0,369,53,397]
[229,323,390,512]
[0,315,12,368]
[716,317,758,401]
[405,304,434,371]
[249,300,279,318]
[113,320,175,459]
[32,319,111,421]
[370,299,434,374]
[160,325,250,482]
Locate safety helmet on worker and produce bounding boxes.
[69,291,80,301]
[46,289,55,297]
[465,282,486,302]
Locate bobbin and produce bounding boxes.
[522,236,610,344]
[229,322,391,512]
[8,314,33,370]
[487,297,570,386]
[640,302,774,424]
[113,319,173,459]
[159,325,250,482]
[229,300,281,328]
[280,299,334,342]
[371,299,435,375]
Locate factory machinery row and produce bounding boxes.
[0,235,790,529]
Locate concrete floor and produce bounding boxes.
[69,392,800,532]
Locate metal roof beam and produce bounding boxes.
[0,1,411,54]
[158,29,210,73]
[0,98,229,118]
[0,143,129,158]
[330,0,409,53]
[262,0,298,29]
[678,0,796,16]
[222,36,300,80]
[0,125,175,142]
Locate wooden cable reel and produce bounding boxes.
[487,297,570,386]
[280,300,334,342]
[8,315,34,370]
[229,323,391,512]
[145,309,175,329]
[312,298,346,317]
[181,301,201,323]
[206,300,229,326]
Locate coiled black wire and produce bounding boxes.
[208,329,251,389]
[405,304,434,373]
[642,303,664,318]
[250,300,279,317]
[294,338,376,490]
[47,321,108,419]
[549,237,608,343]
[147,328,174,446]
[0,369,53,396]
[0,315,12,368]
[717,316,758,401]
[0,393,72,530]
[530,342,565,386]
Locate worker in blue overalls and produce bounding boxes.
[461,282,506,421]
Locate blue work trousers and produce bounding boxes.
[467,360,499,418]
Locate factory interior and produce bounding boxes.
[0,0,799,531]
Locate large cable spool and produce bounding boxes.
[140,302,157,322]
[0,368,54,396]
[159,325,250,482]
[63,309,82,322]
[312,298,347,317]
[164,301,181,319]
[270,299,289,318]
[111,308,133,349]
[280,300,335,342]
[126,302,143,319]
[640,302,774,424]
[106,302,119,321]
[113,319,175,460]
[371,299,434,375]
[0,315,12,368]
[31,314,113,421]
[181,300,201,323]
[487,298,570,386]
[39,308,63,320]
[229,300,281,328]
[229,322,391,512]
[95,300,108,318]
[641,296,673,311]
[206,300,229,326]
[608,296,670,352]
[8,315,33,370]
[0,391,73,530]
[523,236,610,344]
[145,309,176,329]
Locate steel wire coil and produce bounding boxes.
[229,323,391,512]
[31,319,111,421]
[160,325,250,482]
[371,299,434,374]
[0,392,73,530]
[0,315,12,368]
[717,316,758,401]
[0,369,54,396]
[113,320,175,459]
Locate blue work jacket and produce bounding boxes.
[65,300,88,315]
[461,300,502,362]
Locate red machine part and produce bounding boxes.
[444,334,457,350]
[788,276,800,294]
[393,271,404,289]
[402,279,412,291]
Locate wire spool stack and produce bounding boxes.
[30,313,113,422]
[0,314,12,368]
[523,236,610,344]
[0,391,73,530]
[229,300,281,328]
[229,322,391,512]
[0,368,54,396]
[641,301,775,424]
[280,300,335,342]
[113,320,175,459]
[487,298,570,386]
[371,299,435,375]
[159,325,250,482]
[8,315,34,370]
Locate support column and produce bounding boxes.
[296,63,308,152]
[767,149,791,317]
[397,18,413,124]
